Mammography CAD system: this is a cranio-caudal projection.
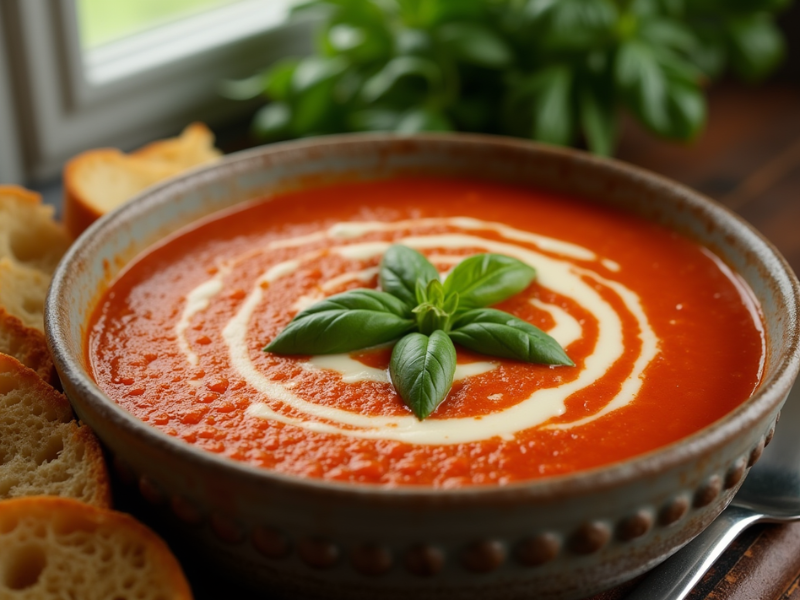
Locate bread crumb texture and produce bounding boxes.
[0,186,70,337]
[0,496,193,600]
[0,309,55,385]
[0,355,110,508]
[0,186,69,276]
[0,260,49,334]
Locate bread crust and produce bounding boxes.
[0,496,194,600]
[63,123,221,238]
[0,354,111,508]
[0,308,57,385]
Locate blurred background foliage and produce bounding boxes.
[223,0,792,156]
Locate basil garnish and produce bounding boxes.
[389,330,457,420]
[264,289,414,355]
[380,244,440,308]
[443,253,536,311]
[265,244,573,420]
[450,308,574,366]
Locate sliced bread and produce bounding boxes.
[0,354,111,508]
[0,309,56,385]
[0,258,50,333]
[63,122,221,238]
[134,121,221,170]
[0,186,70,276]
[0,496,193,600]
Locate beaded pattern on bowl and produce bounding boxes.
[118,420,777,576]
[351,543,393,576]
[252,526,292,560]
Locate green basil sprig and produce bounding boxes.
[265,245,573,420]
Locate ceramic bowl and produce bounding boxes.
[46,134,800,600]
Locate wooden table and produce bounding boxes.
[57,80,800,599]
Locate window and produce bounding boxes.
[0,0,310,184]
[77,0,250,49]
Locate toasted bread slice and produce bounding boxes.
[0,496,193,600]
[63,122,221,238]
[0,309,56,385]
[0,185,70,276]
[134,121,220,170]
[0,354,111,508]
[0,258,49,333]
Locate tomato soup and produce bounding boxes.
[87,178,765,487]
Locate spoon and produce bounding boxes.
[627,382,800,600]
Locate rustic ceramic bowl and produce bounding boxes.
[46,134,800,600]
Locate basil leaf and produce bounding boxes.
[727,14,785,82]
[291,84,332,135]
[349,108,404,132]
[443,253,536,310]
[530,65,575,146]
[379,245,440,308]
[615,40,670,135]
[527,0,618,52]
[292,56,348,94]
[396,107,453,133]
[438,23,513,68]
[218,72,271,101]
[327,24,366,53]
[450,308,574,366]
[264,58,300,102]
[389,330,457,420]
[252,103,292,141]
[579,82,616,157]
[361,56,442,103]
[666,80,706,140]
[638,18,698,54]
[265,289,414,355]
[692,33,727,79]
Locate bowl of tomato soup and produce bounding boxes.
[47,134,800,599]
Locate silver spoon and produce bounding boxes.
[626,383,800,600]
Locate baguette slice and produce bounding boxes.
[0,258,49,333]
[0,309,56,385]
[134,122,220,170]
[63,122,221,238]
[0,185,70,276]
[0,496,193,600]
[0,354,111,508]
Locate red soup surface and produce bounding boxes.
[87,178,765,487]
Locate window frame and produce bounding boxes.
[0,0,310,183]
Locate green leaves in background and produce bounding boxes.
[438,22,513,68]
[727,13,786,81]
[233,0,789,153]
[266,245,573,420]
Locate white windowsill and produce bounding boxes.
[85,0,296,85]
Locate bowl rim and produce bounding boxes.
[45,132,800,504]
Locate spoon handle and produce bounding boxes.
[626,505,764,600]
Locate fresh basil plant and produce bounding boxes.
[265,245,573,420]
[225,0,790,156]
